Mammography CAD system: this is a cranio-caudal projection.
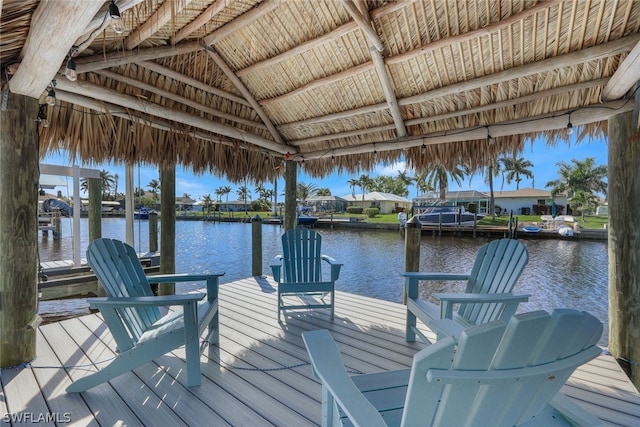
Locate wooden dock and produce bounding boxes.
[2,277,638,425]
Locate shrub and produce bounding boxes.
[346,206,363,214]
[365,207,379,218]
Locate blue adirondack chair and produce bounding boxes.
[404,238,530,343]
[66,238,225,393]
[303,309,604,426]
[270,227,342,322]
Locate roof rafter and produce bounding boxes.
[54,77,295,155]
[341,0,406,138]
[202,44,286,145]
[272,33,640,131]
[602,40,640,100]
[124,0,194,50]
[300,100,633,160]
[94,69,267,130]
[9,0,105,97]
[290,79,608,146]
[171,0,228,44]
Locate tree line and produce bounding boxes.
[80,155,607,217]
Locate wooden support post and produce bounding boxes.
[159,166,175,295]
[0,93,39,367]
[53,215,61,240]
[608,110,640,389]
[149,212,158,252]
[88,178,102,242]
[252,215,263,276]
[284,160,297,231]
[403,217,421,305]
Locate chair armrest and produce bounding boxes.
[434,292,530,320]
[402,272,470,299]
[302,330,386,427]
[146,272,225,283]
[147,273,223,301]
[321,255,343,281]
[270,255,283,282]
[402,272,471,281]
[88,293,205,309]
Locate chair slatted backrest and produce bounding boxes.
[402,309,602,426]
[459,238,529,324]
[87,239,161,345]
[281,227,323,283]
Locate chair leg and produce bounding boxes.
[406,310,417,342]
[66,352,151,392]
[207,311,219,344]
[330,291,335,320]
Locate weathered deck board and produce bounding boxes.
[1,276,638,426]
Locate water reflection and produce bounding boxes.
[38,219,608,342]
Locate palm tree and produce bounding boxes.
[214,186,224,203]
[570,190,598,220]
[426,164,466,202]
[147,179,160,203]
[546,157,607,199]
[316,188,331,196]
[236,185,251,214]
[358,174,373,207]
[413,170,431,198]
[221,185,232,213]
[201,194,214,217]
[484,157,502,218]
[501,156,534,190]
[98,170,115,199]
[296,182,318,203]
[347,178,359,200]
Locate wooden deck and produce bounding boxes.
[2,277,639,426]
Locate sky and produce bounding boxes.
[42,132,608,201]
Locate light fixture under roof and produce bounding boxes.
[65,57,77,81]
[45,81,56,106]
[109,1,125,34]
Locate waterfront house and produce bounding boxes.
[493,188,569,216]
[342,192,413,214]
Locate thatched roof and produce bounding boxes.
[2,0,639,183]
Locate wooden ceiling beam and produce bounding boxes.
[8,0,105,98]
[386,0,562,67]
[55,77,295,155]
[236,0,411,77]
[74,41,202,74]
[171,0,227,44]
[290,79,608,146]
[124,0,194,50]
[602,40,640,101]
[299,100,633,160]
[271,33,640,127]
[95,69,267,130]
[202,45,285,144]
[73,0,143,55]
[201,0,280,46]
[135,60,250,106]
[341,0,407,138]
[74,0,279,74]
[55,90,250,152]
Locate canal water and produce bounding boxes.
[38,218,609,342]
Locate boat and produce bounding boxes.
[297,215,318,226]
[557,225,575,236]
[42,198,73,217]
[522,225,542,233]
[134,206,155,220]
[411,205,485,227]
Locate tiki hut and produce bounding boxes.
[1,0,639,388]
